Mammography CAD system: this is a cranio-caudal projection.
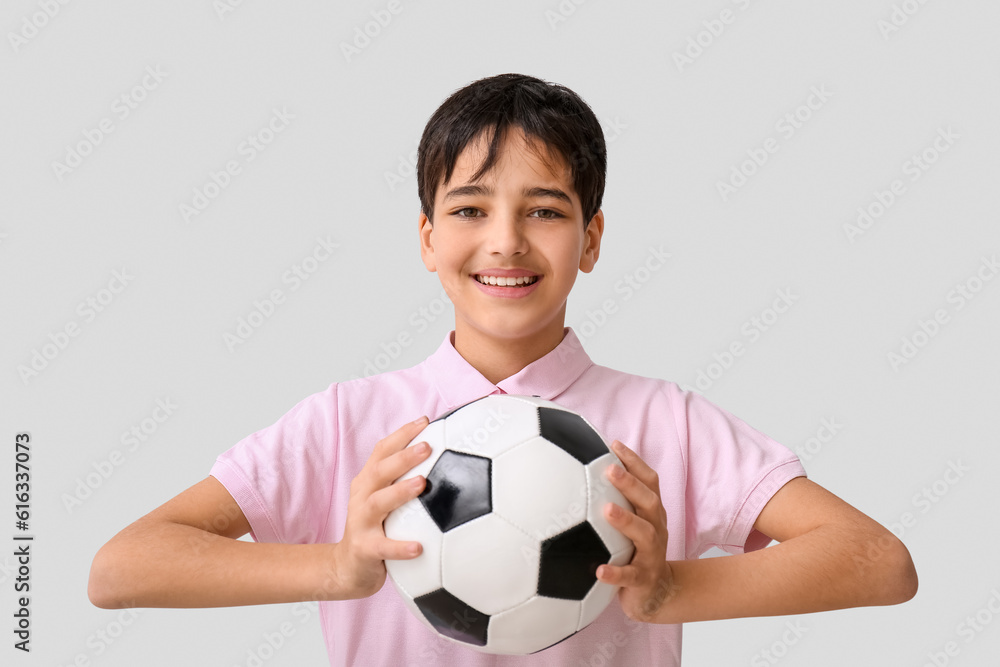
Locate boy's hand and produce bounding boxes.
[596,440,677,623]
[329,416,432,600]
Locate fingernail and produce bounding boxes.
[413,416,428,426]
[415,441,430,454]
[608,464,623,479]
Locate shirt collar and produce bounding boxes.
[424,327,594,414]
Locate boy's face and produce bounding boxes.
[418,128,603,350]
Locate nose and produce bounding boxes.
[486,209,529,257]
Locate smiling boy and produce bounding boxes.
[89,73,917,665]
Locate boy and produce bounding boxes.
[89,73,917,665]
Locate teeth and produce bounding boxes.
[475,275,538,287]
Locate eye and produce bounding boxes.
[454,207,481,219]
[451,207,565,220]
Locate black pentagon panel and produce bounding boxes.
[419,450,492,532]
[414,588,490,647]
[431,395,491,424]
[538,522,611,600]
[537,407,608,464]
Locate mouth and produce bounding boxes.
[472,274,540,288]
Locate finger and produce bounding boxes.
[374,416,430,461]
[366,474,427,521]
[379,536,424,561]
[604,501,659,549]
[596,528,665,593]
[606,463,662,520]
[596,562,642,588]
[373,440,432,487]
[611,440,661,499]
[596,562,622,585]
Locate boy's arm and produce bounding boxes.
[88,416,433,609]
[596,441,918,624]
[88,475,338,609]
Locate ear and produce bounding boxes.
[579,209,604,273]
[418,211,437,272]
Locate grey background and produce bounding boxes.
[2,0,998,665]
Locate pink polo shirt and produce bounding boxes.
[210,327,806,666]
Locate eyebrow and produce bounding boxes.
[442,184,573,206]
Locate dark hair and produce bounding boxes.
[417,73,606,229]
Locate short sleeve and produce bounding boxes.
[209,383,339,546]
[668,384,806,558]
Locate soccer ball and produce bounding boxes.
[383,394,635,655]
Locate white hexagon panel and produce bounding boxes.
[441,394,541,459]
[441,514,540,616]
[489,595,581,655]
[493,436,588,541]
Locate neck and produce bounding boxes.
[452,319,567,386]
